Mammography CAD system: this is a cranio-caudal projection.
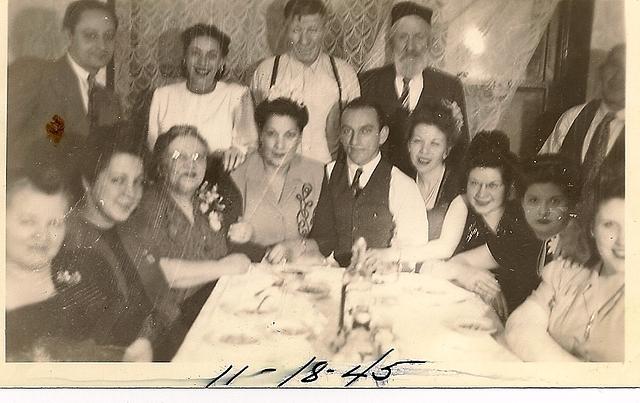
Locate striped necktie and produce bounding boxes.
[581,112,616,189]
[399,78,411,111]
[351,168,363,197]
[87,72,97,127]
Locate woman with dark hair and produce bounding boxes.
[231,98,324,260]
[406,99,464,240]
[505,172,624,361]
[55,123,159,361]
[148,23,258,171]
[124,124,251,359]
[434,154,585,317]
[6,160,116,361]
[367,130,518,265]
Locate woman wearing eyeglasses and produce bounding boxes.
[367,130,519,265]
[124,125,251,360]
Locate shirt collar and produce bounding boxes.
[347,152,382,186]
[600,102,625,121]
[287,51,327,73]
[66,53,107,86]
[395,73,423,90]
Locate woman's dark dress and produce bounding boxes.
[6,281,118,361]
[450,200,541,314]
[51,213,160,358]
[425,164,462,241]
[122,164,242,359]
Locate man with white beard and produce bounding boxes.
[359,1,469,177]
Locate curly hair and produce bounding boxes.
[517,154,580,209]
[407,99,460,151]
[80,122,147,186]
[149,125,208,183]
[255,97,310,132]
[181,23,231,57]
[461,130,519,195]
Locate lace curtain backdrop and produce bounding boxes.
[111,0,558,138]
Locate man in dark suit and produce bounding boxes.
[359,1,469,177]
[8,0,122,175]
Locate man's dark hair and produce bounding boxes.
[284,0,327,19]
[342,97,387,129]
[181,23,231,57]
[62,0,119,33]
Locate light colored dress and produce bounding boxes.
[148,81,258,154]
[231,152,324,246]
[528,258,624,362]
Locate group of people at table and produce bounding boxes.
[6,0,625,363]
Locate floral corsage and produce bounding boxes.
[55,269,82,287]
[197,180,226,232]
[442,99,464,135]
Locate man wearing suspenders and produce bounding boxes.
[251,0,360,164]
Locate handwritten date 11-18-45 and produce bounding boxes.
[205,348,429,387]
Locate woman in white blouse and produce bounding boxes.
[148,24,258,171]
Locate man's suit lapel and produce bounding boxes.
[51,57,90,138]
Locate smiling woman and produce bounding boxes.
[123,124,251,360]
[53,123,161,361]
[147,24,258,172]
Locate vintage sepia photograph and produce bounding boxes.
[2,0,636,389]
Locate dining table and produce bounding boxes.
[173,262,520,386]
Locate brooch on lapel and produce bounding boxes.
[197,180,226,232]
[55,269,82,287]
[296,182,314,237]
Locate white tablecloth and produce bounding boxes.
[173,264,519,385]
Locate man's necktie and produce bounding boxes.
[351,168,363,197]
[581,112,616,190]
[87,72,97,127]
[399,78,411,111]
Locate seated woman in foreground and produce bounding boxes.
[368,130,518,263]
[231,98,324,261]
[124,125,251,359]
[6,161,115,361]
[424,154,586,317]
[55,125,161,361]
[505,172,624,361]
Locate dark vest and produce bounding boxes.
[558,99,625,184]
[328,158,395,266]
[559,100,601,169]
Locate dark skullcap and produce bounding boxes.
[391,1,433,26]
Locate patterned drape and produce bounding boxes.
[114,0,558,135]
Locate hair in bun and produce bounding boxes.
[461,130,520,195]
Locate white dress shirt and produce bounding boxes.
[394,73,423,112]
[67,53,106,113]
[540,102,625,161]
[325,152,429,249]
